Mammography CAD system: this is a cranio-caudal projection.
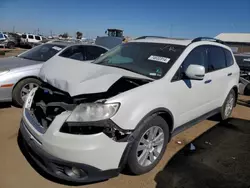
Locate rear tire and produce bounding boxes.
[219,89,236,121]
[7,42,15,49]
[126,115,169,175]
[244,83,250,96]
[12,78,41,107]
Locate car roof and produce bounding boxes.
[234,53,250,57]
[129,37,232,50]
[46,41,109,50]
[129,37,192,46]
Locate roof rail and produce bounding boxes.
[134,36,169,40]
[192,37,224,44]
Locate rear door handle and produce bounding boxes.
[228,73,232,76]
[205,79,212,84]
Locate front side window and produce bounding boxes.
[28,35,34,39]
[59,45,85,61]
[93,42,185,79]
[0,34,4,39]
[85,46,107,60]
[181,46,208,73]
[22,34,27,39]
[18,43,65,62]
[207,46,226,72]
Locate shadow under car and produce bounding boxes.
[155,118,250,188]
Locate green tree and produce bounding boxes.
[76,31,83,39]
[62,33,68,38]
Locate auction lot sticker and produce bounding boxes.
[148,55,170,63]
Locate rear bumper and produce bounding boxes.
[19,121,120,183]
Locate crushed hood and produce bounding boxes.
[39,56,152,96]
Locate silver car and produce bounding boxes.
[0,42,108,106]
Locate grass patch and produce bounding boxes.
[0,51,5,56]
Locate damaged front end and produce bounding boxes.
[29,77,151,142]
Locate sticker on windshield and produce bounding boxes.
[148,55,170,64]
[52,46,62,51]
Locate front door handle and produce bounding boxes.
[228,73,232,76]
[205,79,212,84]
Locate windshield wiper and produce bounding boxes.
[18,56,32,60]
[18,56,45,62]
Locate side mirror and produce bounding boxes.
[185,64,205,80]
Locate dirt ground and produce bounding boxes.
[0,96,249,188]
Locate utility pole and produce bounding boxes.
[37,28,40,35]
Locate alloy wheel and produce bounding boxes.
[136,126,165,167]
[20,83,38,102]
[225,93,235,118]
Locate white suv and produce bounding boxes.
[21,33,42,47]
[19,36,240,183]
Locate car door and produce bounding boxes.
[170,45,217,127]
[28,34,35,43]
[206,46,229,107]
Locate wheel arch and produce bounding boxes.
[232,85,238,107]
[132,107,174,141]
[118,107,174,170]
[12,76,41,94]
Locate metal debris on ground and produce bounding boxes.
[205,141,212,145]
[176,141,182,145]
[190,143,196,151]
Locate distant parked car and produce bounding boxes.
[20,34,43,48]
[234,53,250,95]
[0,33,20,48]
[0,42,108,106]
[234,53,250,72]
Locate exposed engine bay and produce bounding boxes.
[29,76,151,141]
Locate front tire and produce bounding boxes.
[12,78,41,107]
[220,89,236,121]
[7,42,15,49]
[126,115,169,175]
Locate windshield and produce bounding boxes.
[93,42,185,79]
[18,43,66,62]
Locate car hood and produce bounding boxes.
[39,56,152,97]
[0,56,41,70]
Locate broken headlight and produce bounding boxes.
[66,103,120,122]
[60,103,131,141]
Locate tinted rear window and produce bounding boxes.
[225,50,234,67]
[21,34,27,39]
[28,35,34,39]
[85,46,108,60]
[35,36,41,40]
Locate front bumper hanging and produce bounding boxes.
[19,121,120,183]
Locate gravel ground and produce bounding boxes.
[0,97,249,188]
